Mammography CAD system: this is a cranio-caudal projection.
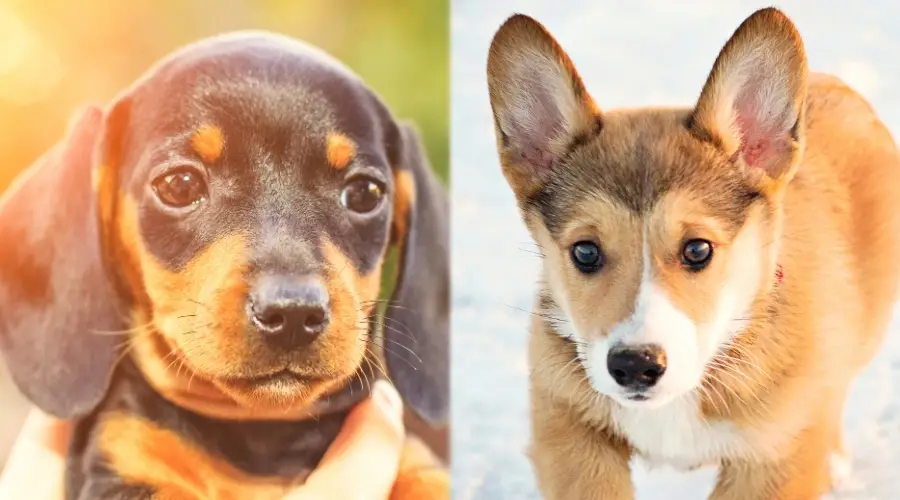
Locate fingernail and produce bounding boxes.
[372,379,403,423]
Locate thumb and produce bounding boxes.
[0,408,71,500]
[292,380,406,500]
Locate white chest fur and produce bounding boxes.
[608,394,750,469]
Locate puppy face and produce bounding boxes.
[531,116,775,408]
[488,10,806,408]
[101,35,398,409]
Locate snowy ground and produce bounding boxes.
[450,1,900,498]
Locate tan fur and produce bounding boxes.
[527,353,634,500]
[534,203,642,339]
[388,436,451,500]
[325,131,356,170]
[391,169,415,244]
[97,412,296,499]
[190,124,225,164]
[489,10,900,499]
[97,413,448,500]
[321,238,383,327]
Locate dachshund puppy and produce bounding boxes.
[0,31,449,499]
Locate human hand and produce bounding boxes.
[285,379,406,499]
[0,380,405,500]
[0,408,72,500]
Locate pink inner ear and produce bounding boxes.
[520,144,555,170]
[733,86,787,171]
[735,112,774,169]
[508,90,566,172]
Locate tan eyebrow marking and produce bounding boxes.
[326,132,356,170]
[391,170,415,243]
[190,124,224,164]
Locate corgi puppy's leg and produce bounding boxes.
[529,390,632,500]
[711,389,849,500]
[526,314,633,500]
[826,389,852,491]
[712,418,832,499]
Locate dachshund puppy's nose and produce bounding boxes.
[248,275,330,349]
[607,344,667,388]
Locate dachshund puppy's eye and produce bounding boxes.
[152,168,208,208]
[340,177,385,214]
[570,241,604,274]
[681,239,713,271]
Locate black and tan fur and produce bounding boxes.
[0,32,449,499]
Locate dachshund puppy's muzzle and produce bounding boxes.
[229,272,343,400]
[247,274,331,351]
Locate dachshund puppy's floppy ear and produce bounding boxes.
[0,104,128,418]
[385,122,449,425]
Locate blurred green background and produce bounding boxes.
[0,0,448,469]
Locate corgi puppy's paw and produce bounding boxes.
[829,451,854,491]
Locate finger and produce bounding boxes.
[290,380,405,500]
[0,408,72,500]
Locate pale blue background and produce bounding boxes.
[451,1,900,498]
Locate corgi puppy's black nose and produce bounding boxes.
[249,275,330,349]
[607,344,667,388]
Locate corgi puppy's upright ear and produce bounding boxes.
[486,14,601,197]
[690,7,808,185]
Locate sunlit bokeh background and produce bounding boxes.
[0,0,448,468]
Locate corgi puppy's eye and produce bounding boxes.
[681,239,713,271]
[570,241,604,274]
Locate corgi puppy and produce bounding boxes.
[486,8,900,500]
